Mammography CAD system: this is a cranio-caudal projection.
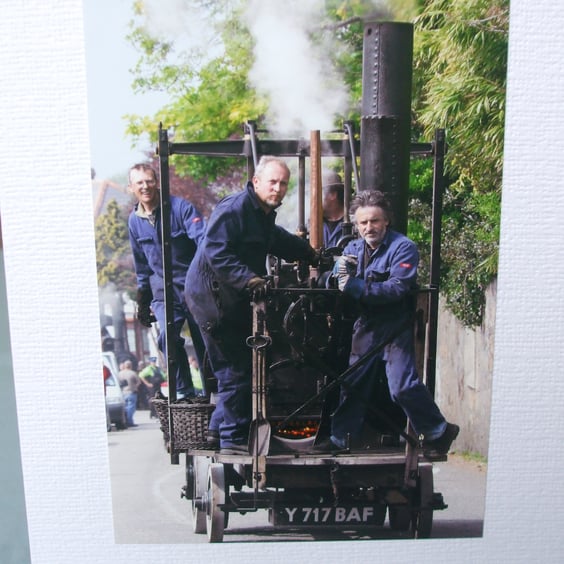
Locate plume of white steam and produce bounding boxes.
[244,0,349,137]
[139,0,224,64]
[138,0,350,135]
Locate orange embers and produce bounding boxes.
[274,420,320,439]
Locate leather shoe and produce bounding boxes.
[220,444,249,455]
[311,437,347,454]
[423,423,459,460]
[206,429,220,449]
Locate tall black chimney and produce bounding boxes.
[360,21,413,235]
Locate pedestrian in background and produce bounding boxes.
[139,357,166,418]
[188,355,205,396]
[119,360,141,427]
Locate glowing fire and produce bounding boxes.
[274,420,320,439]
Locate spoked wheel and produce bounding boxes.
[413,462,434,538]
[206,463,226,543]
[191,456,209,534]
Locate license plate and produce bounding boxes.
[272,504,385,526]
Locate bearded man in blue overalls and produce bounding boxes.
[315,190,459,460]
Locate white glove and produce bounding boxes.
[337,273,350,292]
[334,255,357,291]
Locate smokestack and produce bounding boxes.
[360,21,413,234]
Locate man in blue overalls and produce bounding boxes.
[316,190,459,460]
[128,163,206,399]
[185,156,318,454]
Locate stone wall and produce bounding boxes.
[433,279,497,458]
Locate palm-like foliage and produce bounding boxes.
[412,0,508,325]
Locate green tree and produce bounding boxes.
[95,199,136,293]
[412,0,509,325]
[125,1,263,181]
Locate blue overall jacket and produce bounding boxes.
[341,229,418,329]
[185,182,313,334]
[323,218,344,248]
[128,195,205,304]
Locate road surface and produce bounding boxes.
[108,409,486,543]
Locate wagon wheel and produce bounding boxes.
[191,456,209,534]
[206,463,226,543]
[185,455,195,500]
[413,462,434,538]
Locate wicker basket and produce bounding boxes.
[170,401,215,451]
[151,398,170,442]
[151,397,215,451]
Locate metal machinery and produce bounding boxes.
[156,21,449,542]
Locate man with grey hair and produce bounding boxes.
[185,156,318,453]
[315,190,459,460]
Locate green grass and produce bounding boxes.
[457,450,487,465]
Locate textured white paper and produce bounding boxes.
[1,1,564,562]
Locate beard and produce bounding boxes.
[263,197,283,210]
[364,231,385,248]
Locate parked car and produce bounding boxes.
[103,352,127,430]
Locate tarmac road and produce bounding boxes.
[108,409,486,544]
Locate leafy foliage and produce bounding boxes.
[440,189,500,326]
[406,157,435,284]
[412,0,509,325]
[95,199,136,294]
[144,153,244,217]
[125,1,264,181]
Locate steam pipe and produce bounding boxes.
[245,120,259,169]
[297,155,307,239]
[343,121,360,190]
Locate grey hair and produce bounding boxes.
[349,190,394,225]
[253,156,290,179]
[128,163,158,184]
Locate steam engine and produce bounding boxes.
[156,20,448,542]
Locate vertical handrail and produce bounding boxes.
[309,130,323,251]
[425,129,446,395]
[157,124,179,464]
